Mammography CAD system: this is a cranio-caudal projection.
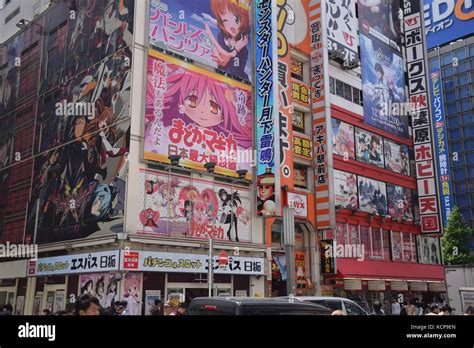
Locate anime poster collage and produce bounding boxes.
[137,169,251,243]
[23,0,135,244]
[358,0,409,139]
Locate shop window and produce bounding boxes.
[402,232,416,263]
[347,224,358,245]
[359,226,370,260]
[335,223,345,245]
[391,231,402,261]
[382,229,390,261]
[370,228,383,259]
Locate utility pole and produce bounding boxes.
[208,237,213,296]
[283,206,296,296]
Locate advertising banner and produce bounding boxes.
[292,80,310,107]
[355,127,384,168]
[358,176,387,215]
[287,191,308,218]
[360,34,408,138]
[27,250,120,276]
[424,0,474,49]
[285,0,311,54]
[310,0,335,229]
[144,50,252,178]
[387,184,414,221]
[121,250,264,275]
[256,0,280,216]
[429,68,454,227]
[326,0,359,65]
[293,134,312,159]
[121,272,142,315]
[137,169,251,242]
[79,273,118,309]
[332,119,355,160]
[404,0,442,233]
[145,290,161,315]
[148,0,252,82]
[417,235,441,264]
[334,170,358,210]
[383,138,410,175]
[321,239,336,274]
[358,0,402,52]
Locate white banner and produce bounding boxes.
[27,250,120,276]
[390,281,408,291]
[121,250,264,276]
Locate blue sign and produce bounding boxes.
[429,68,454,227]
[424,0,474,49]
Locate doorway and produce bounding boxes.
[42,284,66,313]
[0,287,16,308]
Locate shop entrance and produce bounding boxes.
[42,284,66,313]
[0,286,16,307]
[165,283,232,304]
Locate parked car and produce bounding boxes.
[285,296,368,315]
[187,297,332,315]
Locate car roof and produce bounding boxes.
[189,297,331,309]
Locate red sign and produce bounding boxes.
[123,251,139,269]
[218,251,229,266]
[28,260,36,276]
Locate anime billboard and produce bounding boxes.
[137,169,251,243]
[332,119,355,160]
[383,138,410,175]
[355,128,384,168]
[387,184,414,221]
[79,273,118,309]
[148,0,251,82]
[360,34,408,138]
[334,170,358,210]
[358,0,402,52]
[417,235,441,264]
[357,176,387,215]
[26,51,131,244]
[144,51,252,179]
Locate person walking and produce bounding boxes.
[405,300,416,316]
[371,300,385,315]
[391,298,401,315]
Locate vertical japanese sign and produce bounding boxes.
[326,0,359,66]
[309,0,335,229]
[429,68,454,228]
[404,0,441,233]
[256,0,280,216]
[320,239,336,274]
[276,0,295,195]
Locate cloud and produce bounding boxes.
[190,12,217,29]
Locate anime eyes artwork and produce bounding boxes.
[11,0,135,244]
[138,170,251,243]
[148,0,252,82]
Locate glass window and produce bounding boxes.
[429,57,439,71]
[391,231,402,261]
[464,139,474,149]
[455,181,467,193]
[458,74,469,86]
[450,141,462,152]
[329,77,335,94]
[454,47,467,60]
[470,194,474,205]
[445,90,456,102]
[449,128,461,140]
[453,152,465,166]
[446,102,457,115]
[344,301,366,315]
[442,65,454,77]
[470,44,474,57]
[447,115,459,128]
[336,79,344,97]
[344,83,352,101]
[462,113,474,124]
[382,229,390,261]
[468,166,474,178]
[360,226,370,260]
[371,228,383,259]
[460,208,470,222]
[335,223,345,245]
[459,86,471,99]
[466,153,474,163]
[457,195,468,207]
[453,167,465,180]
[352,88,360,105]
[441,52,453,65]
[457,60,469,74]
[460,99,472,112]
[464,126,474,137]
[444,77,455,90]
[348,224,359,244]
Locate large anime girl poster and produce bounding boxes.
[144,51,252,178]
[79,273,118,309]
[136,169,251,243]
[148,0,252,82]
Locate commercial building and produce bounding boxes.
[0,0,446,315]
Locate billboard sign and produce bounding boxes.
[148,0,252,82]
[358,176,387,215]
[424,0,474,48]
[429,68,454,227]
[360,34,408,138]
[144,50,252,179]
[334,170,358,210]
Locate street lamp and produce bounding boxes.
[16,19,46,35]
[168,154,181,166]
[204,161,217,173]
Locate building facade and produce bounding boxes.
[0,0,447,315]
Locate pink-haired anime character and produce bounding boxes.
[156,177,179,219]
[162,65,252,150]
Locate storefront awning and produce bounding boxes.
[331,259,445,281]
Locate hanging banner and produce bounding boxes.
[320,239,336,274]
[276,0,295,195]
[309,0,335,229]
[144,50,252,179]
[404,0,442,233]
[148,0,252,82]
[429,68,454,228]
[256,0,280,216]
[326,0,359,66]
